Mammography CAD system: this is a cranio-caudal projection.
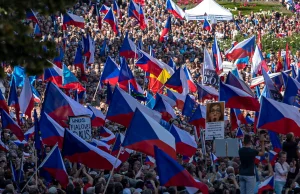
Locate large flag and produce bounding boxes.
[106,87,161,127]
[100,56,120,86]
[0,89,9,114]
[169,125,197,157]
[103,8,119,35]
[39,112,65,148]
[122,108,176,158]
[63,13,85,29]
[202,19,211,31]
[159,16,171,42]
[73,44,86,81]
[62,129,121,169]
[262,69,283,102]
[166,0,185,19]
[19,77,35,117]
[252,45,268,75]
[166,89,186,110]
[234,56,249,70]
[183,66,197,93]
[26,9,38,23]
[42,82,92,127]
[39,144,69,188]
[119,33,139,59]
[87,106,105,127]
[44,62,63,87]
[118,59,139,92]
[212,36,223,74]
[257,97,300,136]
[225,71,255,97]
[258,176,274,194]
[197,84,219,102]
[165,67,188,94]
[1,109,24,140]
[226,36,255,60]
[154,147,209,194]
[62,64,85,92]
[153,97,176,122]
[189,105,206,131]
[219,81,260,111]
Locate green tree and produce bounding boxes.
[0,0,76,78]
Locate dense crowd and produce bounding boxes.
[1,0,300,194]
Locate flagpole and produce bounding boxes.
[144,84,165,106]
[20,170,38,192]
[92,80,101,101]
[35,149,38,187]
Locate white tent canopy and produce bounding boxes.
[185,0,233,21]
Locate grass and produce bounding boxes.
[182,1,293,16]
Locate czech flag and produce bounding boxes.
[90,139,110,153]
[133,0,145,6]
[153,97,176,122]
[258,176,274,194]
[119,32,139,59]
[0,88,9,114]
[63,13,85,29]
[212,36,223,74]
[234,56,249,70]
[166,0,185,19]
[203,18,211,31]
[236,127,244,138]
[197,84,219,102]
[44,62,63,87]
[34,23,41,37]
[268,131,282,153]
[113,0,121,19]
[156,93,176,107]
[118,58,139,92]
[138,6,147,30]
[283,76,300,108]
[210,152,218,163]
[258,97,300,136]
[100,56,120,86]
[169,125,197,157]
[128,0,140,19]
[99,127,114,138]
[122,108,176,158]
[73,44,86,80]
[39,112,65,148]
[165,67,187,94]
[183,66,197,93]
[19,77,35,117]
[26,9,38,23]
[53,46,64,68]
[39,144,69,188]
[168,58,176,70]
[159,16,171,42]
[87,106,105,127]
[62,64,85,92]
[1,109,24,141]
[154,147,209,194]
[111,133,132,162]
[101,132,116,145]
[145,156,156,166]
[106,87,161,127]
[226,71,255,97]
[219,81,260,111]
[103,8,119,36]
[166,89,186,110]
[8,76,20,115]
[62,129,121,170]
[0,139,9,152]
[226,36,255,61]
[42,82,92,127]
[24,126,34,141]
[252,45,268,75]
[189,105,206,132]
[268,150,278,166]
[99,4,110,15]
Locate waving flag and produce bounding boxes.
[154,147,209,194]
[182,95,196,117]
[156,93,176,107]
[44,62,63,87]
[166,0,185,19]
[103,8,119,35]
[258,176,274,194]
[111,133,132,162]
[100,57,120,86]
[234,56,249,70]
[203,19,211,31]
[0,91,9,114]
[168,58,176,70]
[189,105,206,131]
[166,89,186,109]
[8,77,20,118]
[73,44,86,80]
[197,84,219,102]
[63,13,85,29]
[138,6,147,30]
[219,81,260,111]
[133,0,145,6]
[122,108,176,158]
[26,9,38,23]
[212,36,223,74]
[159,16,171,42]
[145,156,156,166]
[252,45,268,75]
[39,145,69,188]
[42,82,92,127]
[24,126,34,141]
[226,71,255,97]
[183,66,197,93]
[19,77,34,117]
[283,76,300,108]
[236,127,244,138]
[118,58,139,92]
[128,0,140,19]
[62,129,121,169]
[231,108,247,130]
[268,150,278,166]
[1,109,24,140]
[34,23,41,36]
[153,97,176,122]
[90,139,110,153]
[262,69,283,101]
[100,4,110,14]
[87,106,105,127]
[113,0,121,19]
[106,87,161,127]
[268,131,282,153]
[106,82,113,105]
[226,36,255,60]
[99,127,113,138]
[62,64,85,92]
[169,125,197,157]
[119,33,139,58]
[165,67,188,94]
[258,97,300,136]
[53,46,64,68]
[39,112,65,148]
[0,139,9,152]
[101,131,116,145]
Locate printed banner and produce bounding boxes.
[205,101,225,140]
[203,69,219,87]
[69,115,92,141]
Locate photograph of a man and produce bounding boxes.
[206,102,225,122]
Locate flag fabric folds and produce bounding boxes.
[1,109,24,141]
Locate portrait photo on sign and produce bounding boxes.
[206,102,225,123]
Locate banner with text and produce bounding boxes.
[205,101,225,140]
[69,116,92,141]
[203,69,219,88]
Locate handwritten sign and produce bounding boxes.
[203,69,219,87]
[69,116,92,141]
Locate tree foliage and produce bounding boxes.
[0,0,76,78]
